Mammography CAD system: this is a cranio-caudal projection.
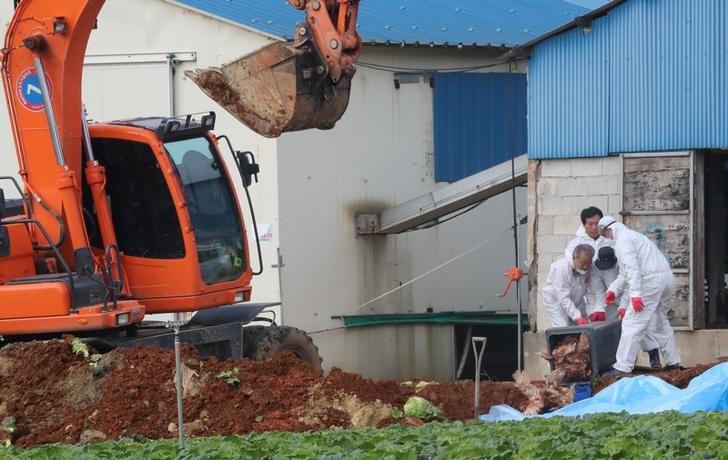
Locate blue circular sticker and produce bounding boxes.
[16,68,52,112]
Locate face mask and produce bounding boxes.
[603,237,614,244]
[573,267,589,276]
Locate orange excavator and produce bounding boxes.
[0,0,360,369]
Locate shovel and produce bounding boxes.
[185,23,352,138]
[472,336,487,420]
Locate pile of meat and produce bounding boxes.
[512,370,575,416]
[537,333,592,383]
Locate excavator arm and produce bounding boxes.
[0,0,361,336]
[185,0,361,137]
[287,0,361,83]
[1,0,104,265]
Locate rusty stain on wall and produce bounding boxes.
[622,155,693,328]
[623,156,690,212]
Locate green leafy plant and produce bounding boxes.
[403,396,444,421]
[70,338,89,358]
[4,411,728,459]
[216,368,240,386]
[0,417,15,435]
[88,354,103,368]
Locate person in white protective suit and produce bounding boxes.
[595,246,663,369]
[542,244,595,327]
[564,207,614,322]
[598,216,681,375]
[565,206,662,368]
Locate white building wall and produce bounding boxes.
[0,0,283,306]
[0,2,15,195]
[278,47,528,379]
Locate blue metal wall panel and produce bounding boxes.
[174,0,593,47]
[529,0,728,159]
[528,21,611,158]
[609,0,728,152]
[434,73,527,182]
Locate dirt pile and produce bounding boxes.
[593,363,716,394]
[0,339,529,448]
[2,338,716,448]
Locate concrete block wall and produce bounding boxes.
[526,156,622,377]
[533,157,622,332]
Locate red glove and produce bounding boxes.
[589,312,606,322]
[618,308,626,320]
[576,317,588,326]
[631,297,644,312]
[605,290,616,305]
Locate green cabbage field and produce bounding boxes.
[3,411,727,459]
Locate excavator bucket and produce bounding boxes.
[185,24,352,138]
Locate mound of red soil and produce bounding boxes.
[0,339,528,448]
[593,364,716,394]
[2,338,715,448]
[416,381,530,420]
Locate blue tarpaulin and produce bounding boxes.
[480,362,728,422]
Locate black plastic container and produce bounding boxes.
[545,319,622,380]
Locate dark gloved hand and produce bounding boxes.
[576,317,589,326]
[589,311,606,322]
[618,308,626,320]
[605,290,616,305]
[631,297,644,312]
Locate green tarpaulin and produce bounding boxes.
[340,312,529,328]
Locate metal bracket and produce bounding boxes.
[393,73,432,89]
[355,213,380,235]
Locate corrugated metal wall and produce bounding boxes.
[434,73,527,182]
[528,0,728,158]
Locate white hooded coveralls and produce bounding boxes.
[608,222,680,372]
[542,257,589,327]
[567,225,660,351]
[565,226,615,316]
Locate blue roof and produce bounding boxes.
[173,0,609,48]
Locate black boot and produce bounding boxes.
[648,349,661,369]
[602,367,626,377]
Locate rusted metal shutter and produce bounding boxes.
[620,152,698,330]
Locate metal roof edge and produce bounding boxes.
[163,0,286,43]
[364,42,513,50]
[164,1,522,51]
[501,0,627,61]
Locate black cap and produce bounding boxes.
[595,246,617,270]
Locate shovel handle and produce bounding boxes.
[472,337,487,420]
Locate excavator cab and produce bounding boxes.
[82,113,254,315]
[186,0,361,137]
